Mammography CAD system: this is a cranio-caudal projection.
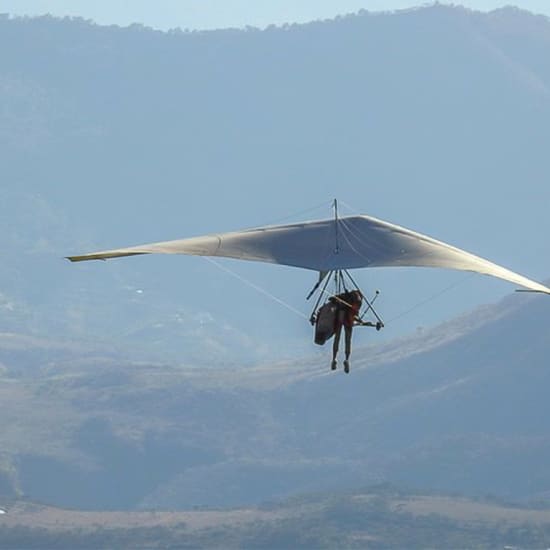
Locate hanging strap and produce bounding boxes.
[306,270,329,300]
[309,271,333,323]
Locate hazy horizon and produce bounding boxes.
[2,1,550,31]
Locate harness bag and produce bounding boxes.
[314,301,338,345]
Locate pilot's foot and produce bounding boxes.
[331,360,337,370]
[343,359,350,374]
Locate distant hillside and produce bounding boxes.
[1,286,550,510]
[3,488,550,549]
[1,6,550,362]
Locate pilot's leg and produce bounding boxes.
[343,325,352,373]
[332,322,342,370]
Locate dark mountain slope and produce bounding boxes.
[1,288,549,509]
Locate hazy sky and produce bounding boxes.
[2,1,549,30]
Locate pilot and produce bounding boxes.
[331,290,379,373]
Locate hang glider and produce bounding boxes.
[67,212,550,295]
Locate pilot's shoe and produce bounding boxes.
[331,360,337,370]
[343,360,350,373]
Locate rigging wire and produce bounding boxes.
[337,217,373,266]
[338,199,362,216]
[262,199,334,227]
[387,273,475,323]
[202,256,309,321]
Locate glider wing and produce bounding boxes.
[67,215,550,294]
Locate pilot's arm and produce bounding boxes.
[355,319,383,330]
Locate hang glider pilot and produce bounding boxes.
[331,290,381,373]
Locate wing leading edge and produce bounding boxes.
[67,214,550,294]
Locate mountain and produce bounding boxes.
[1,285,549,510]
[3,488,550,549]
[1,6,550,363]
[2,2,550,516]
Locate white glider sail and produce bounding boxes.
[67,214,550,294]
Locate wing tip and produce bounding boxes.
[66,251,147,263]
[66,255,105,262]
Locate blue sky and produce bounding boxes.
[2,1,549,30]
